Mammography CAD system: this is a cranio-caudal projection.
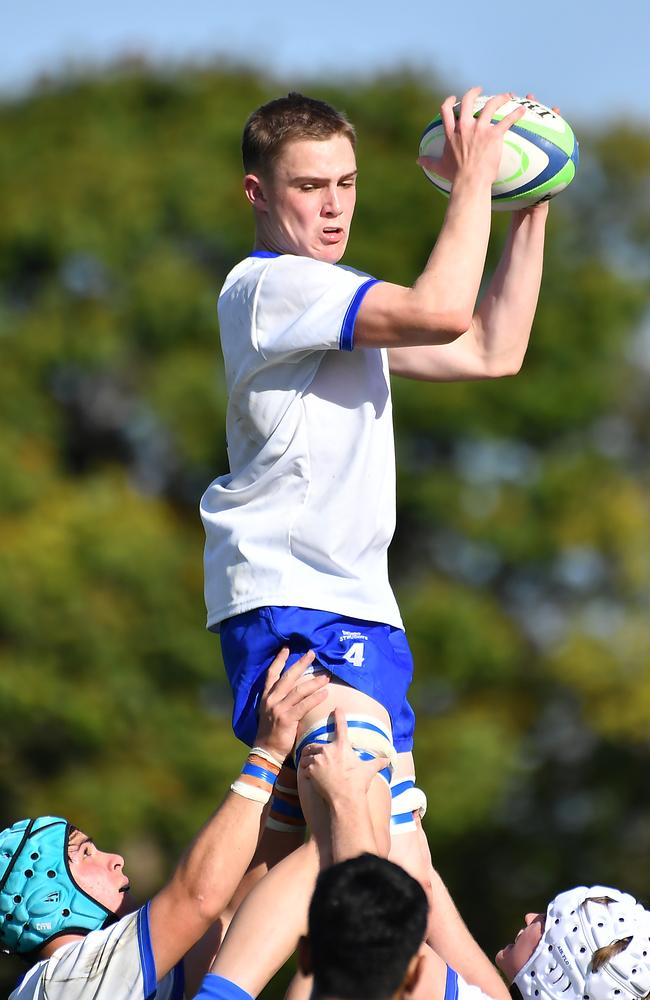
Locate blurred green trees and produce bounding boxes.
[1,63,649,994]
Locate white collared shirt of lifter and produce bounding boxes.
[201,252,403,631]
[10,904,182,1000]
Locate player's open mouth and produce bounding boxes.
[321,227,344,242]
[119,882,130,893]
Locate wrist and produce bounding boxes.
[251,739,288,767]
[327,787,362,812]
[250,744,285,767]
[231,749,281,804]
[449,171,494,200]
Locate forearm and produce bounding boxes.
[389,204,547,381]
[355,175,495,348]
[412,173,494,331]
[165,791,265,922]
[470,204,548,374]
[329,794,378,862]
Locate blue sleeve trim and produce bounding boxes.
[194,974,255,1000]
[137,902,158,999]
[339,277,381,351]
[444,966,459,1000]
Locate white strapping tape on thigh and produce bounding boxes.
[390,774,427,834]
[294,714,397,782]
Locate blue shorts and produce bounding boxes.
[219,606,416,753]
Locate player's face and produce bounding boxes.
[67,829,131,915]
[256,135,357,263]
[495,912,545,981]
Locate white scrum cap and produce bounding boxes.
[514,886,650,1000]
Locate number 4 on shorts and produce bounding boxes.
[342,641,365,667]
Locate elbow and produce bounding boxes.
[506,356,525,377]
[422,308,472,344]
[193,892,225,927]
[484,354,525,379]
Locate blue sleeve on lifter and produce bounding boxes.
[194,974,255,1000]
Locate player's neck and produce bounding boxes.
[38,932,86,959]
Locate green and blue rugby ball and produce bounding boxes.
[419,95,579,211]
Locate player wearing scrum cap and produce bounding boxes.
[0,652,329,999]
[197,879,650,1000]
[497,887,650,1000]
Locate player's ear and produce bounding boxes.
[244,173,269,212]
[402,952,426,998]
[297,934,313,976]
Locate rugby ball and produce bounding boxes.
[419,95,579,211]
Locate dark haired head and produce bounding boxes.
[242,92,356,176]
[305,854,428,1000]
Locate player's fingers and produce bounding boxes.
[261,647,290,696]
[439,94,458,142]
[282,676,329,722]
[289,685,329,721]
[271,650,316,697]
[332,706,351,744]
[458,85,482,128]
[283,675,330,713]
[497,104,526,133]
[283,670,329,700]
[364,754,390,776]
[479,92,510,126]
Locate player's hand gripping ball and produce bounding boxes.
[419,95,579,211]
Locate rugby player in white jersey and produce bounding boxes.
[200,879,650,1000]
[0,651,330,999]
[199,85,550,996]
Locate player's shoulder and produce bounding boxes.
[223,252,366,288]
[219,252,312,302]
[10,910,143,997]
[219,253,375,328]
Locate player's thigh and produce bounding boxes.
[296,679,392,855]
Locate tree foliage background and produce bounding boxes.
[1,62,649,995]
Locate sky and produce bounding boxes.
[2,1,649,128]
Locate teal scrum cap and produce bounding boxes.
[0,817,114,956]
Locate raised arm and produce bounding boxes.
[147,649,329,983]
[388,200,548,381]
[353,87,526,350]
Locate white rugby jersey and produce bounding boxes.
[10,904,183,999]
[200,251,403,630]
[454,969,501,1000]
